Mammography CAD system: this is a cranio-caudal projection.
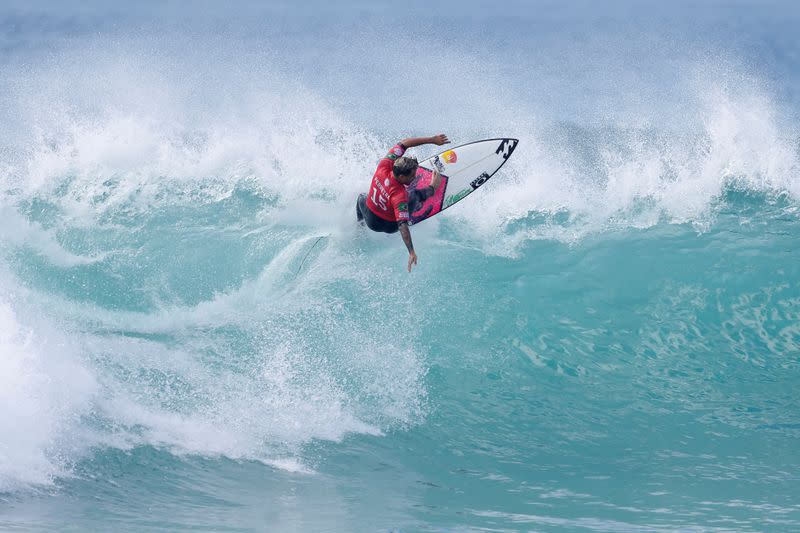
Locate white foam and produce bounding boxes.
[0,295,97,491]
[446,73,799,256]
[71,315,414,471]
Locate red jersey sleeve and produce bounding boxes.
[385,143,407,161]
[376,143,407,173]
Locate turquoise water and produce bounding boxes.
[2,2,800,531]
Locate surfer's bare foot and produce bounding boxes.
[431,170,442,190]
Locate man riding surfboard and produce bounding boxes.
[356,134,449,272]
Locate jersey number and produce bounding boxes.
[371,188,388,211]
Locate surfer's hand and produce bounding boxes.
[431,170,442,190]
[407,251,417,272]
[431,134,449,146]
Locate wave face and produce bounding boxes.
[1,1,799,531]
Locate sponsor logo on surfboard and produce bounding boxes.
[470,172,490,190]
[442,150,457,164]
[432,155,445,173]
[495,139,518,160]
[444,188,471,207]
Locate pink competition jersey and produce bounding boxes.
[365,143,410,223]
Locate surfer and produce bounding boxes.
[357,134,449,272]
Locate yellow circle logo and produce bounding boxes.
[442,150,457,164]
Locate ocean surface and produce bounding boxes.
[1,1,799,531]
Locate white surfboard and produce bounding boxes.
[407,138,518,225]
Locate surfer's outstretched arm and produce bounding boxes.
[398,222,417,272]
[399,134,449,149]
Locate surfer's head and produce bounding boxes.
[393,156,418,184]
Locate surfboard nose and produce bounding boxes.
[495,138,519,160]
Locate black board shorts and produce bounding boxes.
[357,193,399,234]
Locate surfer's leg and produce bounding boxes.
[407,189,421,215]
[407,186,433,214]
[356,193,366,222]
[360,199,399,234]
[407,186,435,224]
[365,214,398,233]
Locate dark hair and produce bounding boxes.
[393,156,418,178]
